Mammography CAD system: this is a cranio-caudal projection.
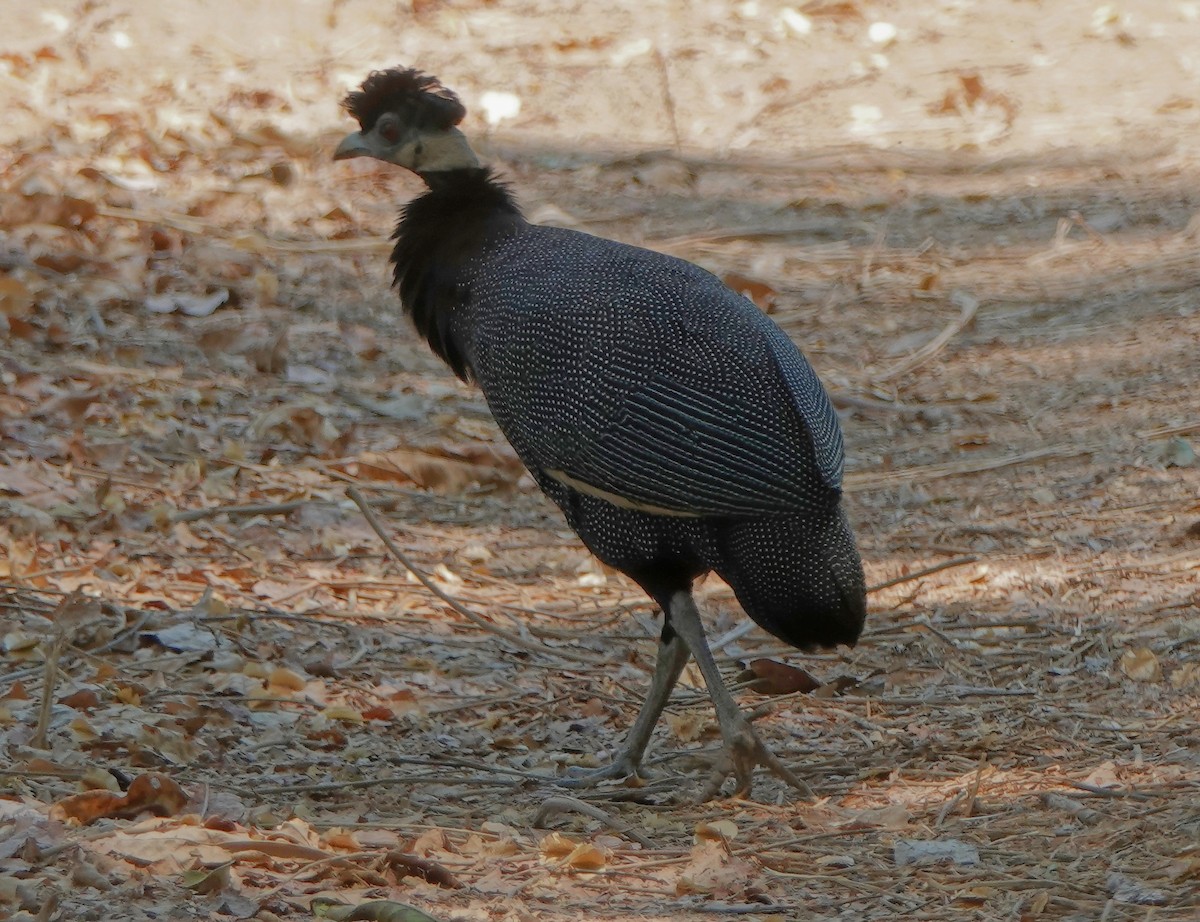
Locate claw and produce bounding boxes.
[699,716,813,800]
[557,756,648,788]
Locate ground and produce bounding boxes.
[1,1,1199,920]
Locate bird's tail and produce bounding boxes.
[712,507,866,650]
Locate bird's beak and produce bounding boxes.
[333,131,372,161]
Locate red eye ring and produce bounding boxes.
[379,122,400,143]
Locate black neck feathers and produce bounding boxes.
[390,168,523,381]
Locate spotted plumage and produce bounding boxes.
[336,68,867,798]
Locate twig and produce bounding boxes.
[1041,792,1103,826]
[533,795,656,848]
[33,633,66,750]
[347,487,604,664]
[241,775,521,796]
[387,754,557,784]
[964,759,989,817]
[171,499,308,522]
[1065,780,1154,801]
[935,789,967,826]
[829,392,937,415]
[866,555,979,594]
[873,290,980,382]
[844,444,1087,492]
[653,46,682,154]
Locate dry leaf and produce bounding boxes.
[539,832,578,859]
[312,898,444,922]
[666,712,706,743]
[268,667,307,691]
[723,272,778,312]
[676,842,758,898]
[180,861,232,894]
[563,842,607,871]
[695,819,738,842]
[145,288,229,317]
[1120,647,1161,682]
[741,658,821,695]
[321,705,363,724]
[51,773,187,824]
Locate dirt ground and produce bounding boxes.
[2,1,1199,920]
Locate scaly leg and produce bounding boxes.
[561,631,690,785]
[665,590,813,800]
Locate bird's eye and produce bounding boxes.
[379,121,400,143]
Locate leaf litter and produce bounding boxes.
[2,1,1200,921]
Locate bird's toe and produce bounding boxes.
[557,756,648,788]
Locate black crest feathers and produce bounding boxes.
[342,68,466,133]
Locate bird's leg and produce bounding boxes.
[665,591,814,800]
[560,631,690,785]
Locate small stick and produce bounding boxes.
[830,392,935,415]
[653,46,682,155]
[171,500,307,523]
[866,555,979,594]
[347,487,604,664]
[1065,780,1153,801]
[533,795,656,849]
[32,634,66,750]
[873,290,980,382]
[934,789,967,826]
[1041,792,1103,826]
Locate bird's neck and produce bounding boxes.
[411,128,480,173]
[416,167,494,191]
[391,169,524,382]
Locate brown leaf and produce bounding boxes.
[742,658,821,695]
[312,898,444,922]
[0,275,35,318]
[676,841,758,898]
[384,849,465,888]
[539,832,578,858]
[51,772,187,824]
[1,193,97,229]
[346,448,516,494]
[1120,647,1161,682]
[59,689,102,711]
[722,272,778,312]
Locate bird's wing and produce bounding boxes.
[544,293,842,518]
[762,326,845,492]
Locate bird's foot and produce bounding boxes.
[557,754,648,788]
[699,716,813,801]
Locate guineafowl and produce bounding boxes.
[335,68,867,799]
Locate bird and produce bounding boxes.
[334,67,867,799]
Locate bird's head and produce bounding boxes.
[334,68,479,174]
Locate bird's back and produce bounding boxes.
[457,225,843,512]
[443,223,865,649]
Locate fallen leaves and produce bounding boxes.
[1119,646,1162,682]
[2,5,1199,922]
[539,833,608,872]
[51,773,188,825]
[339,446,523,494]
[313,898,445,922]
[739,658,821,695]
[675,841,760,899]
